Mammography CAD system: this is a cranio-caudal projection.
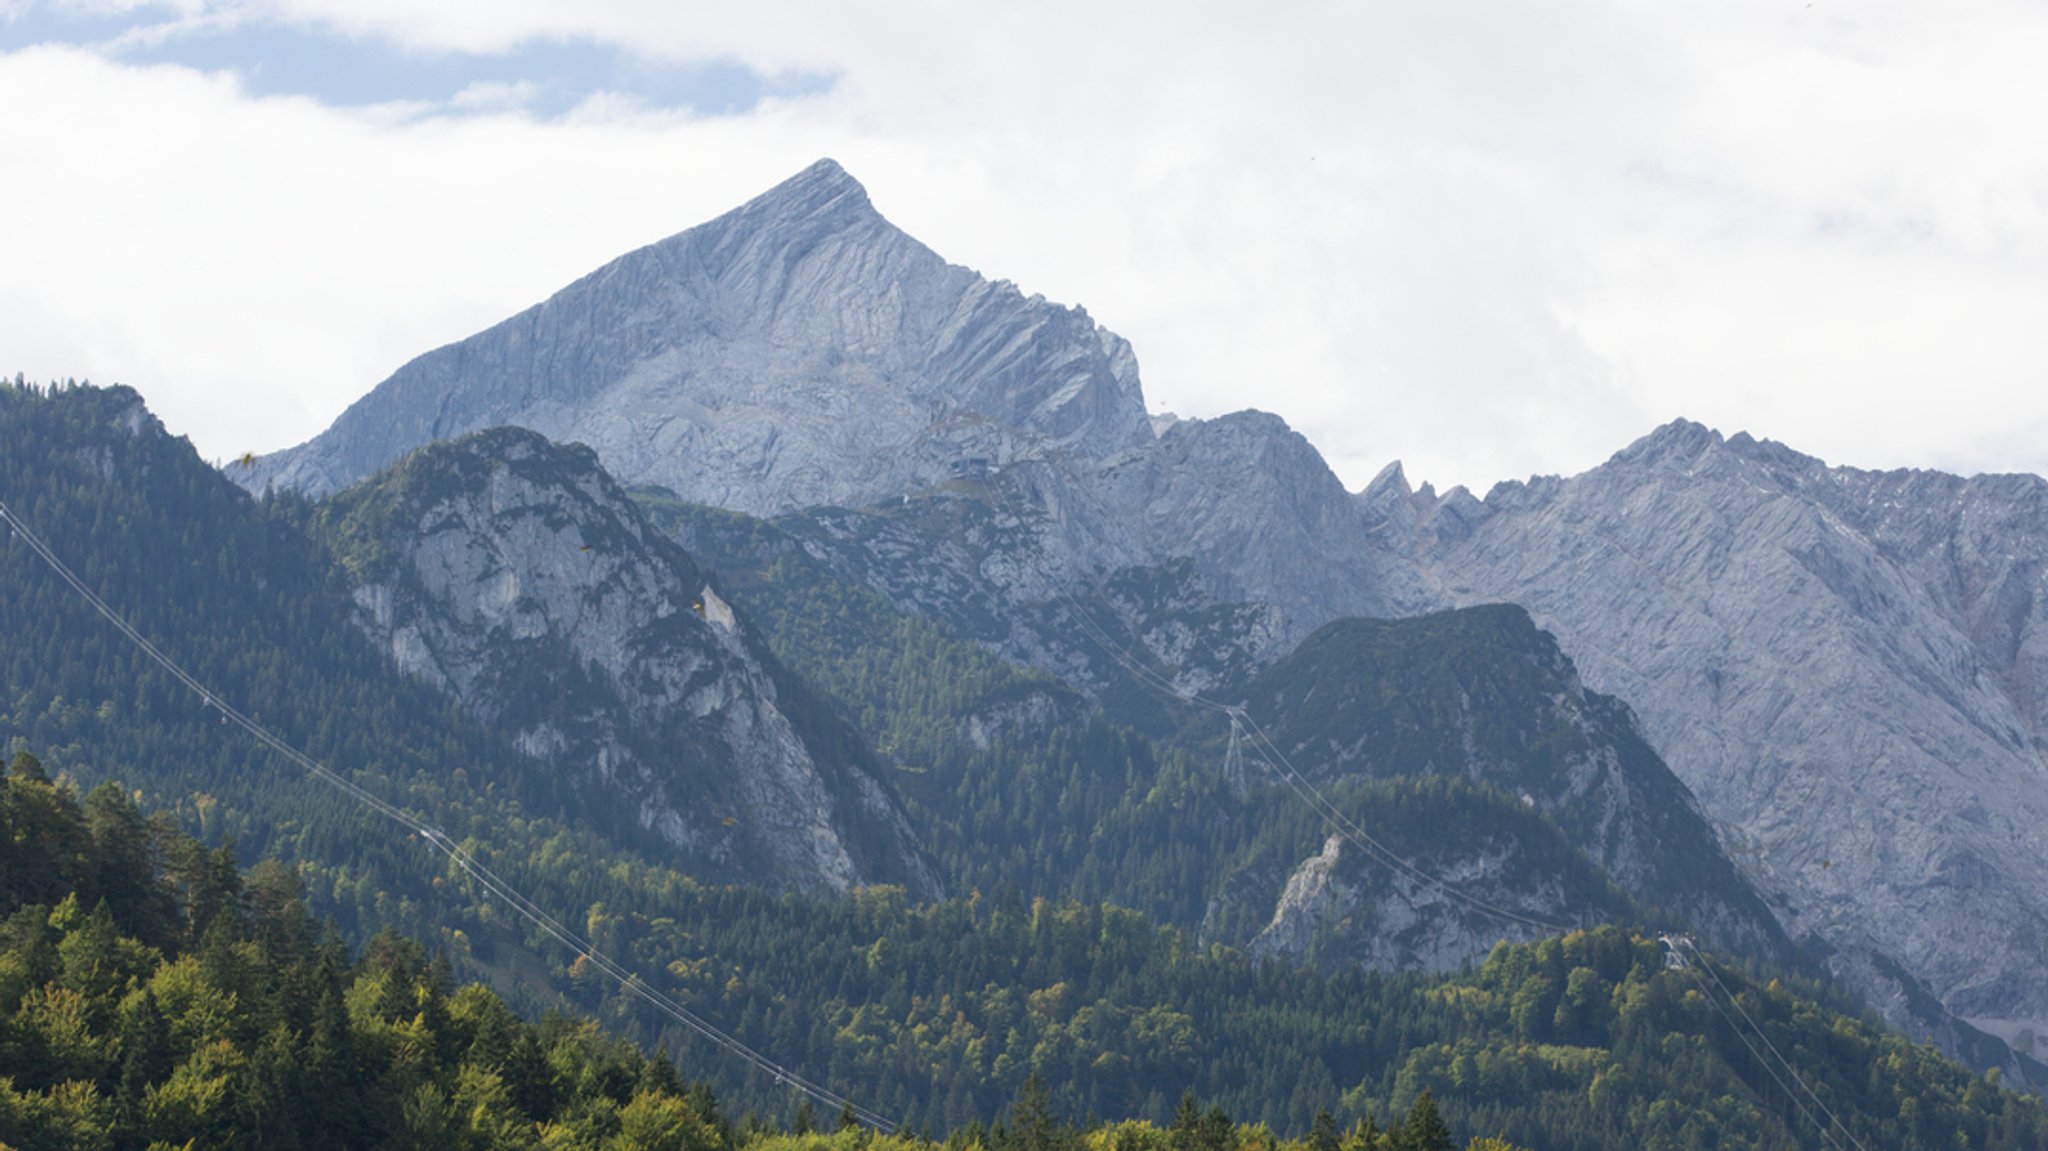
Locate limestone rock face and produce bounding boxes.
[322,427,937,898]
[249,160,1152,515]
[1382,422,2048,1041]
[706,407,1425,706]
[1084,410,1436,626]
[1248,834,1575,976]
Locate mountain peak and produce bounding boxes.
[1609,418,1725,470]
[1607,418,1833,483]
[787,156,862,194]
[723,157,875,229]
[244,156,1153,509]
[1363,460,1411,500]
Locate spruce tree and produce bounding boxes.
[1010,1072,1068,1151]
[115,986,172,1118]
[1403,1091,1454,1151]
[1310,1109,1340,1151]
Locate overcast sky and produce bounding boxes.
[2,1,2043,494]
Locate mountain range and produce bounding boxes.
[240,158,2048,1060]
[3,156,2040,1136]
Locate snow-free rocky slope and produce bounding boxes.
[248,159,2048,1054]
[317,427,938,898]
[250,159,1153,517]
[662,498,1789,983]
[1365,424,2048,1051]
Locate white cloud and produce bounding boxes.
[1,2,2045,491]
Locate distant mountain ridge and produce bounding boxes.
[244,160,1418,645]
[237,159,2048,1058]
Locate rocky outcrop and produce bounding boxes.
[1242,804,1628,977]
[1239,606,1791,967]
[1077,410,1434,626]
[696,408,1422,705]
[319,427,938,898]
[1247,833,1539,975]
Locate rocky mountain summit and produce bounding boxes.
[315,427,938,898]
[248,159,1152,516]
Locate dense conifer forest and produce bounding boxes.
[6,752,2047,1148]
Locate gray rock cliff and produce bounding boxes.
[1246,833,1574,976]
[245,162,1417,657]
[317,427,939,898]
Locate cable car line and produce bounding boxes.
[1676,936,1866,1151]
[1682,953,1849,1151]
[0,497,898,1134]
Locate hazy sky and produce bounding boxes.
[2,1,2043,494]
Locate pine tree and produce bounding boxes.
[1196,1105,1234,1151]
[9,750,48,783]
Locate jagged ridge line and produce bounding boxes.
[0,497,900,1135]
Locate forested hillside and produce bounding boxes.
[0,748,732,1149]
[1238,608,1790,965]
[6,751,2045,1149]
